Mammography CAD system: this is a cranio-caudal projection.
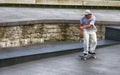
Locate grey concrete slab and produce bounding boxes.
[0,7,120,26]
[0,40,119,59]
[107,26,120,29]
[0,44,120,75]
[0,40,119,67]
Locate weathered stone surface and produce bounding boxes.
[0,0,120,6]
[0,7,120,27]
[0,23,115,48]
[0,0,35,4]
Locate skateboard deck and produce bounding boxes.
[79,53,96,60]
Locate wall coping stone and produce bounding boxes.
[0,20,120,26]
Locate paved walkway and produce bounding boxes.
[0,7,120,25]
[0,44,120,75]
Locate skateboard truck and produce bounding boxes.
[80,53,96,60]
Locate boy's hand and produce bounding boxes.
[80,26,84,29]
[80,27,83,38]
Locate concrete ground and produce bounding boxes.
[0,44,120,75]
[0,7,120,23]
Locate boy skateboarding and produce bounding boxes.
[80,10,97,60]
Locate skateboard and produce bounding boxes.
[80,53,96,60]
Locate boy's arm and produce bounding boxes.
[80,24,84,38]
[80,24,93,29]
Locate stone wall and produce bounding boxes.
[0,0,120,6]
[0,0,35,4]
[0,23,115,48]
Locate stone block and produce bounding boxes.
[30,38,44,44]
[105,26,120,41]
[16,0,35,4]
[1,0,17,3]
[0,42,6,48]
[20,39,30,45]
[0,0,35,4]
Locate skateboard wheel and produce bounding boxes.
[93,56,96,59]
[81,57,86,60]
[91,55,96,59]
[83,57,86,60]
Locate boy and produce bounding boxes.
[80,10,97,56]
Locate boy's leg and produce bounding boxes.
[89,32,97,53]
[83,31,89,55]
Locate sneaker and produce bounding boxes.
[88,51,92,54]
[88,51,96,55]
[92,52,96,55]
[84,53,88,56]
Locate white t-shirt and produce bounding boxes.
[80,15,97,32]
